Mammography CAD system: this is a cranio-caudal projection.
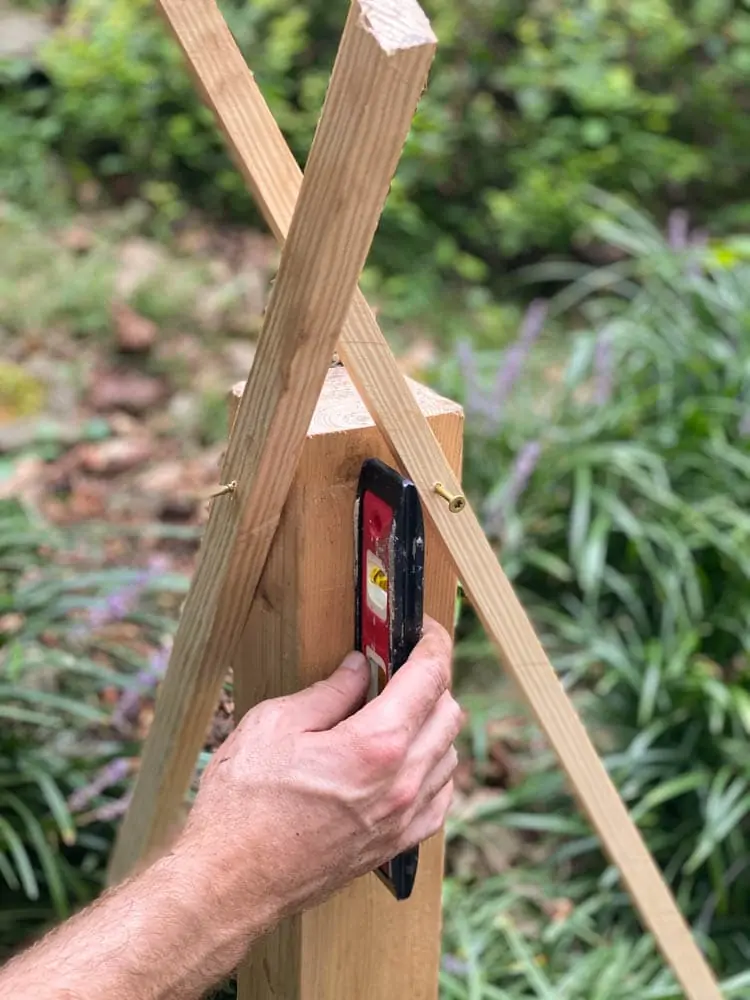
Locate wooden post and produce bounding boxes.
[231,365,463,1000]
[108,0,436,886]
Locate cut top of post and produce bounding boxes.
[231,365,463,439]
[358,0,437,53]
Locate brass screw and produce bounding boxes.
[207,480,237,500]
[433,482,466,514]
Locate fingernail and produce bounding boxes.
[342,651,367,672]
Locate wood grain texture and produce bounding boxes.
[232,365,463,1000]
[108,0,436,886]
[150,2,723,996]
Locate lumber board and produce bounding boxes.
[231,366,463,1000]
[151,2,723,996]
[108,0,436,886]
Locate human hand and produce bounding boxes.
[177,616,461,933]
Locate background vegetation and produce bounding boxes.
[6,0,750,319]
[2,0,750,996]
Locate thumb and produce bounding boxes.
[289,652,370,732]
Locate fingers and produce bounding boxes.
[351,616,453,742]
[407,688,463,777]
[413,743,459,814]
[399,780,455,853]
[281,652,371,732]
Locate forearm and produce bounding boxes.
[0,843,275,1000]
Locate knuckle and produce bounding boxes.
[314,675,349,701]
[255,698,287,729]
[360,731,407,772]
[359,703,409,765]
[258,699,282,722]
[388,774,420,816]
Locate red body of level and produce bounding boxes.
[360,489,395,696]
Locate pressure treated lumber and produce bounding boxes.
[107,0,436,886]
[149,3,723,996]
[231,366,463,1000]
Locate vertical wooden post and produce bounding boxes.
[107,0,436,886]
[231,365,463,1000]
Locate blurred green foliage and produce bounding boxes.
[3,0,750,990]
[0,502,194,959]
[435,196,750,992]
[3,0,750,306]
[4,195,750,996]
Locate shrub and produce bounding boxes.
[4,0,750,305]
[434,195,750,988]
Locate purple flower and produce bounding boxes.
[442,954,469,976]
[456,340,501,424]
[68,757,131,813]
[456,339,479,395]
[667,209,689,250]
[112,643,171,732]
[79,792,132,825]
[486,439,542,538]
[456,300,548,430]
[506,440,542,509]
[593,329,614,406]
[490,300,547,415]
[76,562,162,635]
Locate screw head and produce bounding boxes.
[433,482,466,514]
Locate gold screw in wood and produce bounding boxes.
[207,480,237,500]
[433,482,466,514]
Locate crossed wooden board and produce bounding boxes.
[108,1,723,997]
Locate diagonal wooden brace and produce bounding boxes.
[108,0,436,885]
[127,1,723,997]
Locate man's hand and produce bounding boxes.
[0,618,459,1000]
[179,615,461,925]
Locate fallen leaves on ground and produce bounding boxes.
[112,301,157,353]
[78,436,153,476]
[56,221,96,253]
[0,454,46,501]
[114,238,169,300]
[88,369,167,414]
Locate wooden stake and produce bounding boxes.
[108,0,436,885]
[148,2,723,996]
[231,366,463,1000]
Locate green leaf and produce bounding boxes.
[27,768,76,846]
[0,705,63,728]
[568,465,592,561]
[630,772,707,823]
[0,848,20,891]
[5,793,68,917]
[0,686,108,724]
[0,814,38,900]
